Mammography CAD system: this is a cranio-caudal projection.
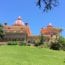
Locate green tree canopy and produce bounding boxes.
[0,24,4,39]
[37,0,58,12]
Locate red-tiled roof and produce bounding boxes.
[41,24,62,35]
[3,16,32,36]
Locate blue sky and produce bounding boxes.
[0,0,65,36]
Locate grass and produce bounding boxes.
[0,46,65,65]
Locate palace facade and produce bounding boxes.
[3,16,31,41]
[0,16,62,44]
[40,23,62,42]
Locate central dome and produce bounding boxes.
[47,23,53,28]
[14,16,25,26]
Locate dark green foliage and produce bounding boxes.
[7,41,17,45]
[34,34,45,46]
[43,43,49,48]
[61,44,65,51]
[37,0,58,12]
[58,36,65,44]
[18,41,26,46]
[12,39,18,41]
[39,34,45,46]
[50,42,61,50]
[0,24,4,39]
[35,42,39,46]
[58,36,65,51]
[48,36,65,51]
[27,43,31,46]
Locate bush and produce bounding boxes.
[34,42,39,46]
[58,36,65,51]
[7,41,17,45]
[39,35,45,45]
[18,41,26,46]
[43,43,49,48]
[61,43,65,51]
[27,43,31,46]
[50,42,61,50]
[34,42,43,46]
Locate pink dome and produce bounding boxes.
[47,23,53,27]
[14,16,25,26]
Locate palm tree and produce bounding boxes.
[37,0,58,12]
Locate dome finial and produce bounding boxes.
[17,16,22,20]
[47,23,53,27]
[48,23,52,26]
[13,16,25,26]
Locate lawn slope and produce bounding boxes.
[0,46,65,65]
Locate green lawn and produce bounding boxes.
[0,46,65,65]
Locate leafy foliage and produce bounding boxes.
[39,34,45,46]
[7,41,17,45]
[58,36,65,51]
[58,36,65,45]
[49,36,65,50]
[18,41,26,46]
[37,0,58,12]
[50,42,61,50]
[0,24,4,39]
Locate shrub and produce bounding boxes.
[18,41,26,46]
[39,35,44,45]
[50,42,61,50]
[43,43,49,48]
[26,43,31,46]
[34,42,39,46]
[7,41,17,45]
[61,43,65,51]
[58,36,65,51]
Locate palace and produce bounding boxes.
[0,16,62,44]
[40,23,62,42]
[3,16,31,41]
[28,23,62,43]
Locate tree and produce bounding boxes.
[50,36,65,50]
[58,36,65,51]
[0,24,4,40]
[36,0,58,12]
[39,34,45,45]
[58,36,65,45]
[50,42,61,50]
